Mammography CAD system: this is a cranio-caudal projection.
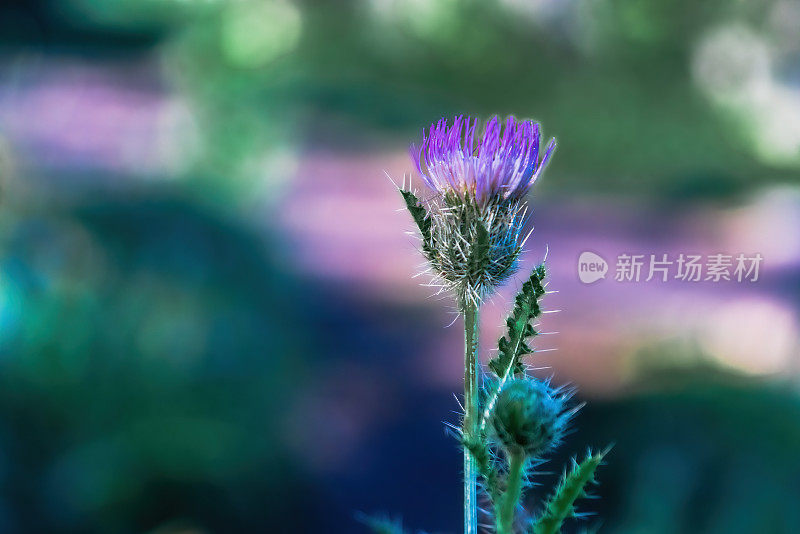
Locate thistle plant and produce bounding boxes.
[379,116,610,534]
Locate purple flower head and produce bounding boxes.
[410,115,556,206]
[401,115,557,305]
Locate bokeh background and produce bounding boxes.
[1,0,799,532]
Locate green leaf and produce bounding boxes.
[531,447,611,534]
[478,264,546,434]
[400,190,433,257]
[488,263,546,379]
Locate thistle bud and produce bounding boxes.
[492,378,572,457]
[403,116,556,309]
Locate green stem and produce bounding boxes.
[498,450,526,534]
[463,302,480,534]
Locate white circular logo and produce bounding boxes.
[578,251,608,284]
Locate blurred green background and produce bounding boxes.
[1,0,799,532]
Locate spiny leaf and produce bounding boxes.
[488,263,546,379]
[478,264,546,434]
[530,447,611,534]
[400,190,433,257]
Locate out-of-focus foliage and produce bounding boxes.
[11,0,796,202]
[164,0,798,198]
[0,193,326,532]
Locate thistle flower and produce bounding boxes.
[403,116,555,308]
[492,378,574,458]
